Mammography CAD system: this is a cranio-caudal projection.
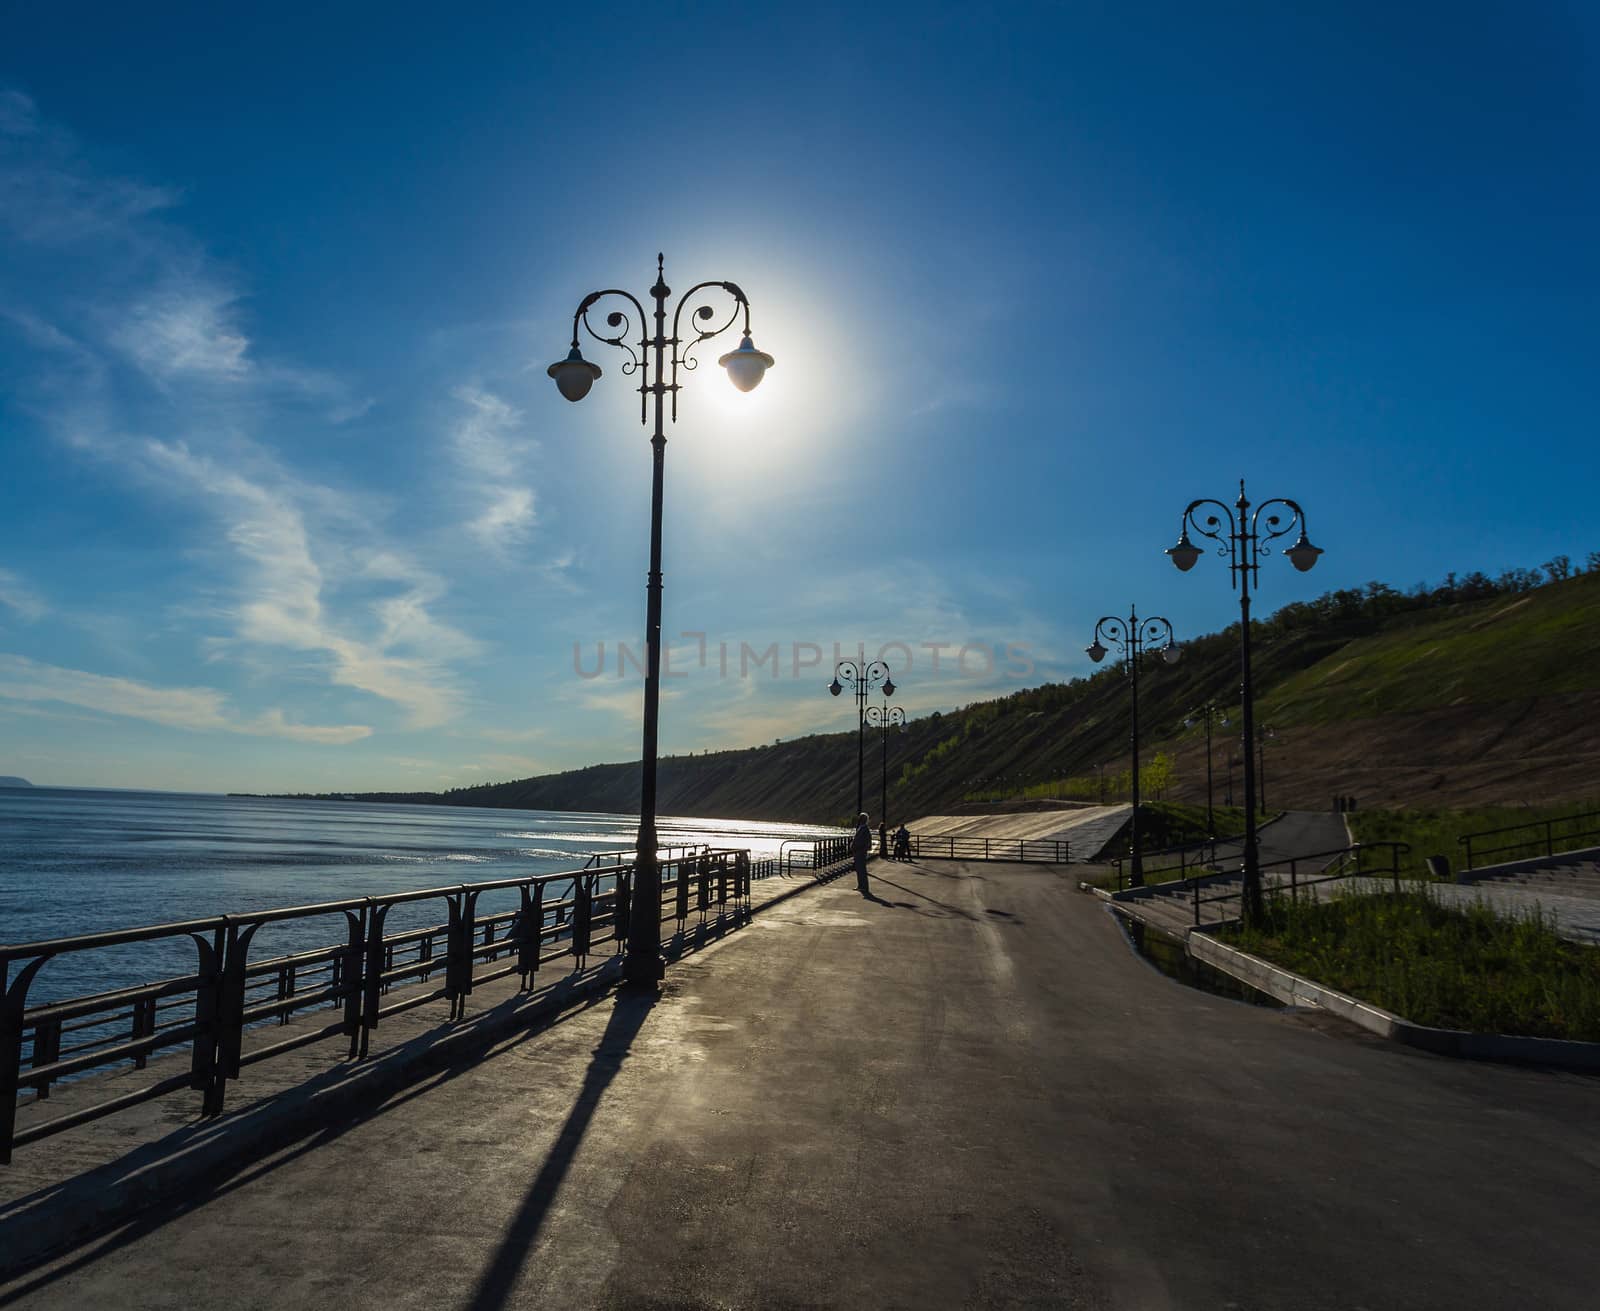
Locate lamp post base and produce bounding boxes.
[621,953,665,990]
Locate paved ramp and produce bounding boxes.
[911,803,1131,859]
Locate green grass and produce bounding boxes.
[1222,888,1600,1041]
[1350,802,1600,877]
[1257,573,1600,726]
[1139,801,1254,849]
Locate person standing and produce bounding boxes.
[878,821,888,858]
[853,812,873,894]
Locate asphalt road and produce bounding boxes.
[3,858,1597,1309]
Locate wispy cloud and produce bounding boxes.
[0,568,46,621]
[0,89,178,247]
[451,386,536,554]
[145,440,473,728]
[111,286,251,381]
[0,654,370,743]
[1,90,482,735]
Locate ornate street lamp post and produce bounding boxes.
[1183,701,1229,839]
[548,254,775,988]
[1168,479,1322,923]
[866,700,906,847]
[1086,606,1179,885]
[829,659,895,820]
[1256,724,1276,813]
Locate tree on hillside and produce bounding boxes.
[1142,752,1175,800]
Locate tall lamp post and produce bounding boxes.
[1256,724,1276,813]
[548,254,775,988]
[829,659,895,820]
[1086,606,1179,885]
[1167,480,1322,923]
[1183,701,1229,838]
[866,700,906,842]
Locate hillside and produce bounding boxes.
[323,568,1600,826]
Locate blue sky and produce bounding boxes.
[1,3,1595,793]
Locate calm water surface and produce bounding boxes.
[0,788,839,1003]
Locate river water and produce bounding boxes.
[0,787,839,1004]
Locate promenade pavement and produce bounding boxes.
[4,858,1599,1309]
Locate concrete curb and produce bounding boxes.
[0,862,854,1283]
[1187,932,1600,1071]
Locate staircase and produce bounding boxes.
[1464,851,1600,900]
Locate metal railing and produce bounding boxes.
[1,847,760,1165]
[1184,842,1411,926]
[904,835,1070,863]
[782,836,852,874]
[1109,832,1250,891]
[1458,811,1600,872]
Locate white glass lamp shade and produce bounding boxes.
[717,333,775,392]
[1086,640,1107,663]
[1168,534,1202,572]
[1286,533,1324,573]
[1162,643,1181,665]
[547,348,602,402]
[829,679,843,696]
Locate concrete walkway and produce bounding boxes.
[4,860,1599,1309]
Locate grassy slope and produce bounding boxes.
[1257,573,1600,725]
[339,574,1600,824]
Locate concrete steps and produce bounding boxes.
[1465,852,1600,901]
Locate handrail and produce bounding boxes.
[1110,833,1244,891]
[1,846,762,1165]
[904,835,1069,864]
[1457,810,1600,872]
[1181,841,1412,925]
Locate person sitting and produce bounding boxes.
[894,823,911,860]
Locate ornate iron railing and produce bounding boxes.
[2,846,772,1165]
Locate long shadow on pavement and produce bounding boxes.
[0,1005,583,1307]
[468,990,657,1311]
[1,912,753,1298]
[867,871,981,921]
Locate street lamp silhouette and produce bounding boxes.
[1255,724,1276,812]
[1183,701,1230,839]
[829,659,895,820]
[1086,606,1179,885]
[1168,479,1321,923]
[865,700,906,846]
[549,254,774,988]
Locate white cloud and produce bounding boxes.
[0,92,495,748]
[143,440,473,728]
[0,568,45,621]
[0,654,369,743]
[0,91,178,246]
[451,386,536,554]
[112,286,251,380]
